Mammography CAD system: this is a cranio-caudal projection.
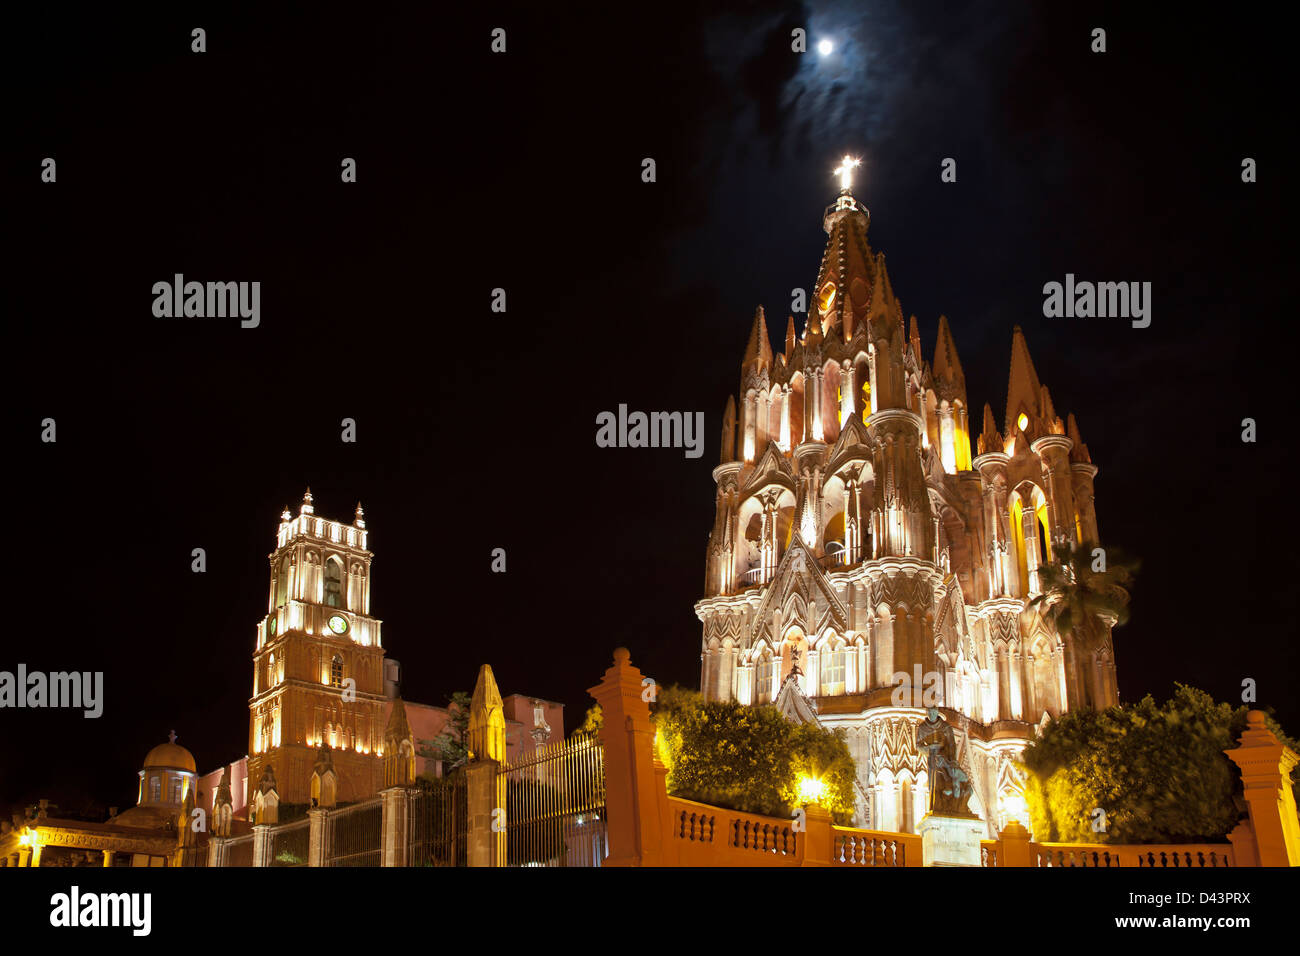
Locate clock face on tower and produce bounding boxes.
[327,615,349,635]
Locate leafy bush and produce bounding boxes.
[1021,684,1297,844]
[653,686,857,824]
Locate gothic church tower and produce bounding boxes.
[247,490,388,807]
[696,164,1116,836]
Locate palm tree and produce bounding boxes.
[1029,540,1137,709]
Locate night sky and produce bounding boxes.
[4,2,1293,817]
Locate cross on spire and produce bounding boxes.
[168,729,177,744]
[834,155,861,192]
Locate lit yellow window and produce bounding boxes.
[818,284,836,313]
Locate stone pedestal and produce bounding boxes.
[918,813,984,867]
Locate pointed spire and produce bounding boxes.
[868,253,897,329]
[385,697,412,741]
[300,487,315,516]
[977,402,1004,457]
[468,664,506,762]
[1067,413,1092,463]
[1039,385,1063,433]
[383,699,416,786]
[806,307,823,342]
[280,505,292,522]
[742,307,773,369]
[813,164,875,344]
[1004,326,1043,436]
[933,315,965,385]
[908,315,922,362]
[795,481,818,548]
[784,315,797,359]
[354,501,366,528]
[721,395,737,463]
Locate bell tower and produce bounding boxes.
[247,489,388,807]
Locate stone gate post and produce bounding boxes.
[588,648,665,866]
[1225,710,1300,866]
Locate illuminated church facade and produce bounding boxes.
[695,163,1114,837]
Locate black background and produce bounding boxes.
[2,0,1293,819]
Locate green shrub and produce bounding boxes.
[1021,684,1297,844]
[653,686,857,824]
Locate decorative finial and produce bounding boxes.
[834,155,861,193]
[280,505,292,522]
[300,487,315,515]
[168,729,177,744]
[354,501,366,528]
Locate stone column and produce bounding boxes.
[466,760,504,867]
[101,850,114,867]
[743,391,757,461]
[808,367,819,440]
[1071,462,1100,544]
[308,807,328,867]
[802,802,834,866]
[1224,710,1300,866]
[997,820,1032,867]
[974,452,1011,598]
[1033,435,1076,550]
[938,404,956,472]
[779,386,791,449]
[207,836,228,868]
[380,787,412,867]
[840,362,855,429]
[652,758,680,866]
[588,648,665,866]
[251,824,273,867]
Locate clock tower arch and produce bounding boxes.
[247,489,388,808]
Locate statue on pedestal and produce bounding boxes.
[916,708,974,816]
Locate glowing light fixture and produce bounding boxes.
[797,775,825,804]
[1017,413,1029,432]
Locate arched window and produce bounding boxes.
[275,555,290,607]
[939,407,957,474]
[755,652,775,702]
[148,775,161,802]
[324,559,343,609]
[1036,506,1051,569]
[330,655,344,688]
[169,776,182,804]
[818,282,836,314]
[820,642,845,695]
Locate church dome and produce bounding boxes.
[143,739,196,773]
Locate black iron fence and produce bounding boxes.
[268,817,310,867]
[326,798,382,867]
[226,833,254,867]
[499,733,607,867]
[409,773,467,867]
